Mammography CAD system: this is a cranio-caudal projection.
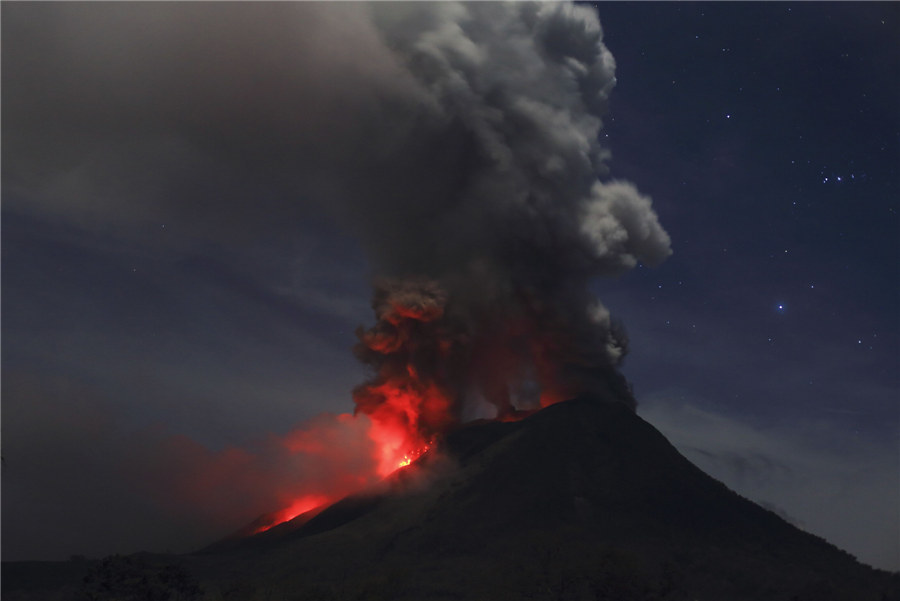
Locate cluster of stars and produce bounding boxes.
[789,159,869,186]
[820,172,859,185]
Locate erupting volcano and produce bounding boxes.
[247,1,674,533]
[4,4,897,598]
[198,394,897,601]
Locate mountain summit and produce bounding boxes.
[189,394,895,600]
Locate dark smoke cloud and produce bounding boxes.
[4,2,668,259]
[4,0,670,424]
[345,3,672,425]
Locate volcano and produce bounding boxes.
[4,393,896,600]
[187,394,894,600]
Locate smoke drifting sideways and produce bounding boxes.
[3,2,671,541]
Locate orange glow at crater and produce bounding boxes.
[362,378,448,477]
[250,280,578,536]
[396,444,430,469]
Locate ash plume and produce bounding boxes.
[5,1,670,425]
[350,2,672,438]
[3,2,669,341]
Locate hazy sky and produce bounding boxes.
[2,2,898,571]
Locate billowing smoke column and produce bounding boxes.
[3,1,673,536]
[350,2,672,469]
[353,279,456,475]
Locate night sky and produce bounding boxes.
[2,2,898,571]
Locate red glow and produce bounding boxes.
[253,379,448,532]
[397,444,429,468]
[253,494,329,534]
[160,277,605,540]
[256,408,436,532]
[252,281,585,534]
[353,282,458,478]
[363,378,448,476]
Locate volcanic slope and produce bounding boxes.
[185,394,897,601]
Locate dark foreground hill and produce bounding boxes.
[4,394,898,600]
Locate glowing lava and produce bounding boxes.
[397,445,430,469]
[253,494,329,534]
[362,379,448,476]
[253,281,581,535]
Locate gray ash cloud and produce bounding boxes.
[4,2,670,419]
